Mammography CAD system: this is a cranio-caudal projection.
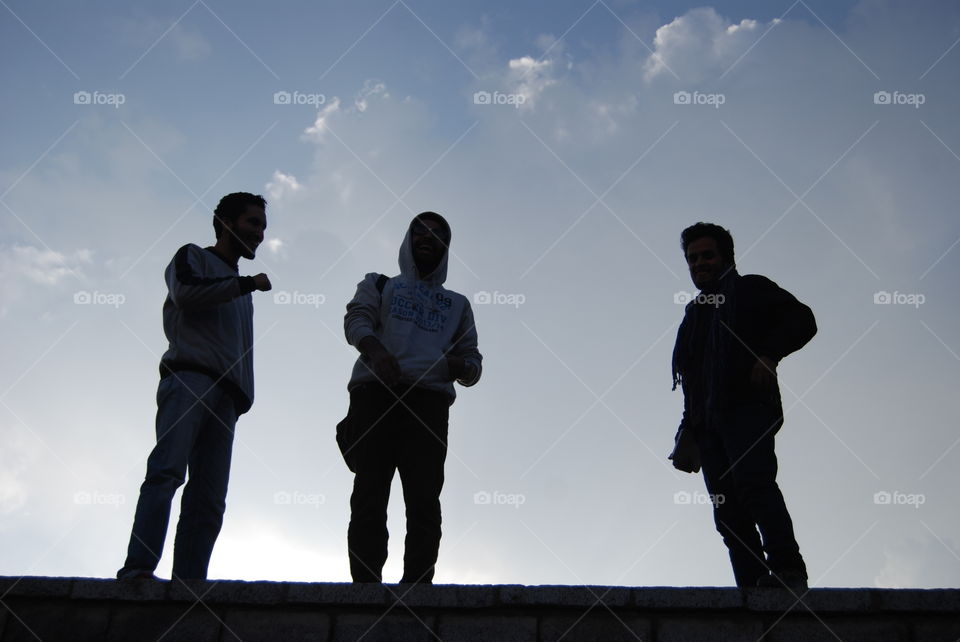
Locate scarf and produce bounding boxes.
[671,268,739,431]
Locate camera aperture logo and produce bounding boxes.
[474,490,526,508]
[473,91,526,109]
[273,91,326,106]
[273,490,325,508]
[873,490,925,509]
[673,91,725,109]
[473,290,526,309]
[74,491,125,508]
[74,290,126,308]
[873,90,925,108]
[73,91,126,108]
[674,291,725,307]
[873,291,924,308]
[274,290,325,308]
[673,490,725,507]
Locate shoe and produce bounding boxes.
[116,567,159,581]
[756,570,808,591]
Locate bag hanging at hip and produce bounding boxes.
[336,273,389,473]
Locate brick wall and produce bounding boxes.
[1,577,958,641]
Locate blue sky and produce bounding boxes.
[2,0,959,588]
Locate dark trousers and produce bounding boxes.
[697,402,806,588]
[122,371,237,580]
[347,383,449,583]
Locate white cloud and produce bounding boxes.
[0,245,91,287]
[302,81,395,143]
[506,55,557,110]
[265,170,302,201]
[355,80,388,113]
[643,7,768,82]
[0,245,92,318]
[302,97,342,143]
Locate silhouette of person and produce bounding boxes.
[670,222,816,590]
[343,212,482,583]
[117,193,272,581]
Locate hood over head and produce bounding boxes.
[398,211,451,285]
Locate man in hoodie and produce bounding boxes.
[344,212,482,584]
[117,192,271,581]
[670,222,816,590]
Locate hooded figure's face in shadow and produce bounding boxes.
[411,218,449,277]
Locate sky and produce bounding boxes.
[1,0,959,589]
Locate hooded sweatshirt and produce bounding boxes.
[344,216,482,402]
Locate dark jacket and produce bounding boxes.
[673,273,817,433]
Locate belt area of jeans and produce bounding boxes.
[159,362,249,410]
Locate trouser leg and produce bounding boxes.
[172,385,237,580]
[724,403,805,577]
[122,373,210,574]
[348,384,397,582]
[398,390,448,583]
[698,428,768,588]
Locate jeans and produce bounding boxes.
[697,402,806,587]
[121,371,237,580]
[347,383,449,583]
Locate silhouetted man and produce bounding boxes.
[344,212,482,583]
[670,222,816,590]
[117,192,271,581]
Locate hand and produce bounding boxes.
[671,451,701,474]
[253,273,272,292]
[445,355,465,381]
[750,356,777,393]
[669,427,701,473]
[371,350,402,387]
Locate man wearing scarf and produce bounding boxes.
[670,222,816,590]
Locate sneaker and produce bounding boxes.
[116,567,159,581]
[756,570,808,591]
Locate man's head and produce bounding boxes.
[213,192,267,260]
[410,211,451,276]
[681,222,734,291]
